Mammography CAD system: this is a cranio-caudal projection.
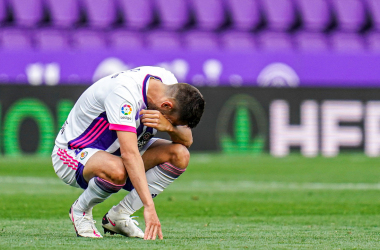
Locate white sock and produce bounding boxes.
[115,163,186,215]
[73,177,124,213]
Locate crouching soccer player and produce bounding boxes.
[51,66,205,240]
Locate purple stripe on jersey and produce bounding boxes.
[151,75,162,81]
[142,74,163,107]
[69,119,105,147]
[68,112,108,149]
[68,112,118,151]
[146,126,154,135]
[85,128,118,151]
[80,122,109,147]
[72,120,108,148]
[142,75,149,106]
[136,123,144,137]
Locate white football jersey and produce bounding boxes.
[55,66,178,155]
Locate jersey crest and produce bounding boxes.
[138,131,154,150]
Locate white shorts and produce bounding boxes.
[51,138,159,189]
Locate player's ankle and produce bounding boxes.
[72,200,91,214]
[113,204,132,215]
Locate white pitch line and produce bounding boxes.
[0,176,63,185]
[1,176,380,191]
[173,180,380,191]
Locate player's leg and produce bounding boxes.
[141,139,190,170]
[72,151,127,212]
[74,150,143,239]
[53,146,105,238]
[118,139,189,213]
[68,150,127,238]
[102,139,189,237]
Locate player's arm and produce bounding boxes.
[166,125,193,147]
[140,109,193,147]
[117,131,163,240]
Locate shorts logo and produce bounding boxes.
[121,104,132,115]
[80,151,88,160]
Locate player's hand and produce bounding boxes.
[140,109,174,132]
[143,205,163,240]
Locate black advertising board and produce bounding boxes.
[1,85,380,157]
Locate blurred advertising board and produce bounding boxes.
[1,85,380,157]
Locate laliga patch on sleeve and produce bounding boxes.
[119,102,134,124]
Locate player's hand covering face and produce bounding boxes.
[140,109,179,132]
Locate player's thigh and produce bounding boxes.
[83,151,126,184]
[142,139,190,170]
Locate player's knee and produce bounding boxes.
[169,144,190,169]
[107,159,127,184]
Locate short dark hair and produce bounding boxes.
[167,83,205,128]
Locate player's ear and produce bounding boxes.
[161,100,174,111]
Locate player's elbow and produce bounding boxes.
[178,137,193,148]
[172,138,192,148]
[184,138,193,148]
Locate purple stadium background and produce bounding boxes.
[1,51,380,87]
[0,0,379,87]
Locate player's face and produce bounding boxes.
[147,102,187,127]
[164,114,187,127]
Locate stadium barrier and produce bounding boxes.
[1,85,380,157]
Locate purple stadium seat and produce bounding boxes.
[367,32,380,52]
[34,28,70,50]
[295,32,329,52]
[45,0,80,28]
[258,31,294,51]
[184,30,220,50]
[146,30,182,50]
[71,29,107,49]
[155,0,190,30]
[331,0,366,32]
[221,31,256,51]
[0,28,32,50]
[261,0,296,31]
[109,30,144,49]
[80,0,117,28]
[226,0,261,31]
[366,0,380,31]
[0,0,7,23]
[296,0,331,31]
[117,0,154,29]
[330,33,365,52]
[189,0,226,30]
[8,0,44,27]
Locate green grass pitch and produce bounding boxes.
[1,153,380,249]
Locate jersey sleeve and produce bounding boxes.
[104,85,138,133]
